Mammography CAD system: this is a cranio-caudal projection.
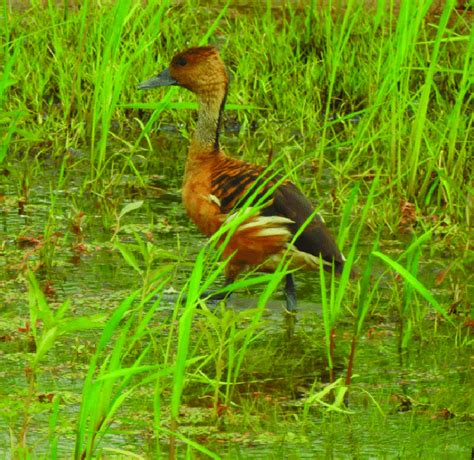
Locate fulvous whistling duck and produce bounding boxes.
[138,46,346,311]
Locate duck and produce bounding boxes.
[138,46,346,311]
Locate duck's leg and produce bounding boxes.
[179,278,233,305]
[204,277,233,301]
[284,274,297,339]
[284,274,297,312]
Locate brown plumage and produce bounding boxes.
[138,46,346,310]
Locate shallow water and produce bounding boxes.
[0,130,472,458]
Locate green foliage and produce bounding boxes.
[1,0,471,458]
[27,271,105,366]
[1,0,471,219]
[320,176,378,379]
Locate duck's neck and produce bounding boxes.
[190,87,227,155]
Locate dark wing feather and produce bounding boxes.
[264,182,345,273]
[210,158,344,273]
[211,159,267,212]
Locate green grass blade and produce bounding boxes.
[373,251,453,324]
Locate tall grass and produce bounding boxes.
[1,0,471,457]
[230,0,471,223]
[319,176,378,383]
[2,0,470,219]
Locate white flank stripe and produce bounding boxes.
[255,227,292,238]
[238,215,294,232]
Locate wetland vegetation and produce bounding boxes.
[0,0,473,458]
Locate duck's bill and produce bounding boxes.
[138,68,177,90]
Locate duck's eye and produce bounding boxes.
[175,56,187,66]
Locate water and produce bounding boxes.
[0,131,472,458]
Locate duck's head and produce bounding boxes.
[138,46,229,96]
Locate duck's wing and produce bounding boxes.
[264,181,345,273]
[209,158,344,272]
[210,158,268,211]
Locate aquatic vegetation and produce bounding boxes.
[0,0,472,458]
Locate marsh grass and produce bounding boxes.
[2,1,471,219]
[21,272,105,455]
[318,176,378,384]
[1,0,472,457]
